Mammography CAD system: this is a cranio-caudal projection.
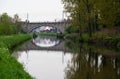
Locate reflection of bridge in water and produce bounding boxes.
[18,40,71,52]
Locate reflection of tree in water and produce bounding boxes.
[65,40,120,79]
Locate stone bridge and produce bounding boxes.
[21,21,69,33]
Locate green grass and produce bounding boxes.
[0,34,32,49]
[0,34,33,79]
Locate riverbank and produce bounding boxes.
[65,33,120,49]
[37,32,64,37]
[0,34,33,79]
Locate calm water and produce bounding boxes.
[12,36,120,79]
[13,50,72,79]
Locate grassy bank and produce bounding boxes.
[0,34,33,79]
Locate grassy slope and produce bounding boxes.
[0,34,33,79]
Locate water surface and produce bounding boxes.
[13,50,72,79]
[12,36,120,79]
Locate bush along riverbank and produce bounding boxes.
[0,34,33,79]
[89,36,120,49]
[64,33,120,49]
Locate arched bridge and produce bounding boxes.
[21,21,70,33]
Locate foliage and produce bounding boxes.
[96,0,120,27]
[62,0,120,36]
[0,13,21,35]
[65,33,120,48]
[65,25,80,33]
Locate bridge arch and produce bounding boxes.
[30,25,61,33]
[21,21,69,33]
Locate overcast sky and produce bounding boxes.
[0,0,64,22]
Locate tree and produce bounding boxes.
[13,14,21,23]
[96,0,120,27]
[62,0,120,36]
[0,13,21,35]
[62,0,98,37]
[0,13,12,23]
[13,14,22,33]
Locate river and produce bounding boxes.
[12,35,120,79]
